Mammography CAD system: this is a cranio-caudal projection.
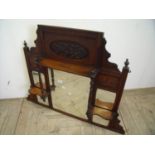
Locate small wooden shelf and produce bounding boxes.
[92,99,114,120]
[29,87,48,97]
[93,107,113,120]
[95,99,113,111]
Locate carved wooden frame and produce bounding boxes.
[23,25,130,134]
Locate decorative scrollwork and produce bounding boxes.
[49,40,89,59]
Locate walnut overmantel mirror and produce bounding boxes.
[23,25,130,134]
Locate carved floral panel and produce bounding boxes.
[49,40,89,59]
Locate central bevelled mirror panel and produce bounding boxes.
[52,70,90,119]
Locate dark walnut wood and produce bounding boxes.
[23,25,130,134]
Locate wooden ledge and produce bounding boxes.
[40,58,94,77]
[93,107,113,120]
[95,99,113,111]
[29,87,48,97]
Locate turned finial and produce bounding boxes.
[24,41,28,48]
[124,58,131,72]
[125,58,129,67]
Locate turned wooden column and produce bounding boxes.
[107,59,130,134]
[23,41,35,87]
[44,67,53,108]
[86,69,100,122]
[50,69,56,90]
[112,59,130,113]
[23,41,38,102]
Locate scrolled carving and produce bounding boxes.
[101,38,120,72]
[49,40,89,59]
